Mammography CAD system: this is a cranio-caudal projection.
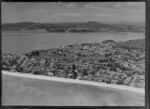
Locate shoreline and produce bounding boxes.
[2,70,144,94]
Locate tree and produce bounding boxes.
[83,69,88,75]
[106,79,111,84]
[72,63,78,79]
[73,71,78,79]
[72,63,76,70]
[31,50,40,56]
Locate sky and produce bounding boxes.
[2,2,145,24]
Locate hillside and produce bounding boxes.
[2,21,145,33]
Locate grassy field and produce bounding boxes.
[119,38,145,50]
[2,74,144,106]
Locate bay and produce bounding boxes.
[2,31,145,54]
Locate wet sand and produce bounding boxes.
[2,71,145,106]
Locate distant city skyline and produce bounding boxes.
[2,2,145,24]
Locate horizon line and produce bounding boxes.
[2,21,145,25]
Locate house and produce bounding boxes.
[116,68,122,73]
[67,73,73,78]
[32,70,41,75]
[57,70,66,77]
[98,79,102,82]
[111,80,118,84]
[123,79,130,85]
[108,74,113,79]
[77,75,82,80]
[82,45,89,50]
[95,71,100,77]
[87,74,93,81]
[82,75,88,80]
[139,75,144,80]
[47,72,54,76]
[10,69,16,72]
[113,75,118,80]
[93,76,99,81]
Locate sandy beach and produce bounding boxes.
[2,70,145,106]
[2,70,144,94]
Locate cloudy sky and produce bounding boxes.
[2,2,145,24]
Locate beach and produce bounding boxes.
[2,70,145,106]
[2,70,144,94]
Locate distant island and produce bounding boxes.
[2,39,145,88]
[2,21,145,33]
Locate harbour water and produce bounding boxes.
[2,31,145,53]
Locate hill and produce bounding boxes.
[2,21,145,33]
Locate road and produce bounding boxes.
[98,49,144,72]
[130,74,138,87]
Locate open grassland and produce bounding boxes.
[2,73,144,106]
[119,38,145,50]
